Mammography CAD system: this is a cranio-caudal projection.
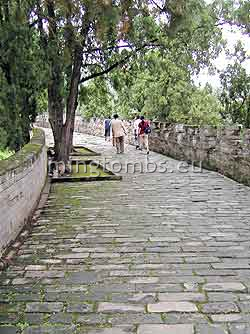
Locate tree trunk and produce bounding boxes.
[48,46,83,166]
[245,101,250,129]
[59,14,90,165]
[47,0,70,165]
[64,46,83,155]
[48,61,65,162]
[46,1,89,169]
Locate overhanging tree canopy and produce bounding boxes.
[1,0,248,161]
[32,0,225,163]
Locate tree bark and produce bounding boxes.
[45,1,91,167]
[63,46,84,160]
[48,61,64,162]
[48,42,86,165]
[47,0,67,164]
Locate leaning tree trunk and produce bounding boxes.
[61,46,83,164]
[46,0,89,169]
[48,57,65,162]
[49,46,83,166]
[46,0,67,163]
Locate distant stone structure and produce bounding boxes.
[0,129,47,256]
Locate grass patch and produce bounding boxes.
[70,146,100,157]
[51,160,122,182]
[71,164,110,177]
[74,147,93,154]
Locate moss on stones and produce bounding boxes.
[71,164,109,178]
[0,128,45,176]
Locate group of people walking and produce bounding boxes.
[104,114,151,155]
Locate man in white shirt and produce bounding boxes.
[111,114,127,154]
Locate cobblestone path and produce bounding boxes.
[1,132,250,334]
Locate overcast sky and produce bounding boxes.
[195,22,250,88]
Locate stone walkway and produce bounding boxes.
[1,131,250,334]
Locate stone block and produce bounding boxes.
[137,324,194,334]
[148,302,198,313]
[98,303,144,313]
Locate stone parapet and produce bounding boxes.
[149,123,250,186]
[0,128,47,255]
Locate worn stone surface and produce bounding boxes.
[98,302,144,313]
[0,327,18,334]
[26,302,64,313]
[203,283,246,292]
[195,324,229,334]
[22,325,76,334]
[86,328,133,334]
[1,130,250,333]
[158,293,206,302]
[137,324,194,334]
[148,302,197,313]
[211,314,243,322]
[229,324,250,334]
[201,302,239,314]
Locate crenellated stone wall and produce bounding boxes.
[0,128,47,256]
[36,115,250,186]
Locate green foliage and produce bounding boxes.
[181,87,223,126]
[78,0,227,126]
[219,61,250,127]
[0,1,47,151]
[80,29,224,126]
[79,78,115,119]
[36,90,48,115]
[216,0,250,34]
[0,149,13,161]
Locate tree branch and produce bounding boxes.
[233,95,247,114]
[3,0,9,22]
[80,39,158,84]
[150,0,164,12]
[83,43,136,54]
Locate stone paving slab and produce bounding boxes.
[137,324,194,334]
[1,130,250,333]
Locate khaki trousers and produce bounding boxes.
[139,134,149,151]
[115,136,125,153]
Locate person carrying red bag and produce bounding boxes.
[138,116,151,155]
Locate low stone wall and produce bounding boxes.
[0,128,47,256]
[150,122,250,186]
[36,116,250,186]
